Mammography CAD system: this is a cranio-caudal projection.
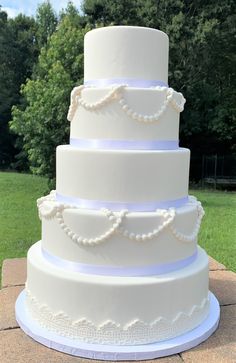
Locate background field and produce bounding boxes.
[0,172,48,282]
[0,172,235,284]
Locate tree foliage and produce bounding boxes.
[35,0,58,49]
[0,8,38,168]
[82,0,236,157]
[10,7,88,179]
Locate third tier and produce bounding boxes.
[56,146,190,206]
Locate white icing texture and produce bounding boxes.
[26,287,210,345]
[56,147,190,203]
[26,242,210,345]
[84,26,169,83]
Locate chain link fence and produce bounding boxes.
[190,155,236,189]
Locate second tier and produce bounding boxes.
[68,86,185,144]
[38,192,204,268]
[56,146,190,207]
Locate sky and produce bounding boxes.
[1,0,82,18]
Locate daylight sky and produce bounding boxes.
[1,0,82,18]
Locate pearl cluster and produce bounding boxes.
[37,191,58,220]
[67,85,85,122]
[171,93,186,112]
[67,85,186,123]
[37,190,56,207]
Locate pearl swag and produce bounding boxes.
[67,84,186,123]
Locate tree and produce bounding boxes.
[10,9,88,180]
[0,1,59,170]
[35,0,58,49]
[0,8,38,168]
[0,7,14,167]
[82,0,141,26]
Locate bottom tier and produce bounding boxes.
[25,241,210,345]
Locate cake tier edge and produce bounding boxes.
[56,146,190,204]
[84,26,169,84]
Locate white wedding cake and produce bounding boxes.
[16,26,219,358]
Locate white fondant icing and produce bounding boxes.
[26,242,210,345]
[56,147,190,203]
[84,26,169,84]
[26,286,210,345]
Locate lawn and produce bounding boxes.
[0,172,48,282]
[0,172,235,285]
[190,189,236,272]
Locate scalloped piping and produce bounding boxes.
[37,192,204,246]
[57,207,127,247]
[67,85,186,123]
[25,287,210,345]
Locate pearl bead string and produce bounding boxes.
[67,85,125,121]
[118,208,176,241]
[54,207,127,246]
[67,85,186,123]
[67,85,85,122]
[118,88,178,123]
[37,193,204,246]
[169,203,205,243]
[77,85,125,111]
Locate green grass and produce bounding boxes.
[0,172,48,282]
[190,189,236,272]
[0,172,235,283]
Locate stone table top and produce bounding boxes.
[0,256,235,363]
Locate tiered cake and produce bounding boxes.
[16,26,219,358]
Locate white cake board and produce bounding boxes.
[15,290,220,361]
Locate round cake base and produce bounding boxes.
[15,290,220,360]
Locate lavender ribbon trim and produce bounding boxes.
[84,78,168,88]
[42,248,198,277]
[70,138,179,150]
[56,193,189,212]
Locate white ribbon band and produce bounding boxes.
[56,193,189,212]
[70,138,179,150]
[42,247,198,277]
[84,78,168,88]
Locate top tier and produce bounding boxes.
[84,26,169,85]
